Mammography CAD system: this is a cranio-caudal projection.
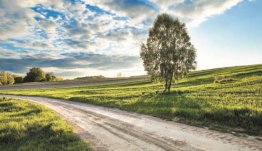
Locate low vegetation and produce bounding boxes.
[74,75,106,81]
[0,71,15,85]
[0,67,62,86]
[0,97,90,151]
[0,64,261,135]
[23,67,62,82]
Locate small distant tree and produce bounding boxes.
[117,72,123,77]
[14,76,23,84]
[45,73,56,82]
[23,67,46,82]
[55,77,63,81]
[0,71,8,85]
[7,74,14,85]
[140,13,197,93]
[0,71,15,85]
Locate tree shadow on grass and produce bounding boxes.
[120,93,211,120]
[68,90,262,135]
[122,92,262,135]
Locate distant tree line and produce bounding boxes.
[74,75,105,80]
[0,67,62,86]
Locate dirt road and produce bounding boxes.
[1,95,261,151]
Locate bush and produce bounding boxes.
[23,67,61,83]
[0,71,8,85]
[46,73,56,82]
[0,71,15,85]
[14,77,23,84]
[7,75,14,85]
[23,67,46,82]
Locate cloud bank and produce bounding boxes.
[0,0,249,78]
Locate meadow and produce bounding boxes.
[0,64,261,135]
[0,97,90,151]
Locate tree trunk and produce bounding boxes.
[163,68,173,94]
[167,81,171,93]
[163,78,168,94]
[167,73,173,93]
[165,79,171,93]
[163,76,172,94]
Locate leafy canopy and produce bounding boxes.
[23,67,46,82]
[0,71,15,85]
[140,13,196,93]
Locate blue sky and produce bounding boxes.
[0,0,261,78]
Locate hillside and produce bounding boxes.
[0,64,261,135]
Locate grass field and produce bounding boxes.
[0,64,261,135]
[0,97,90,151]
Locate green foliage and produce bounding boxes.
[0,97,90,151]
[0,68,61,84]
[7,74,14,85]
[1,64,262,135]
[0,71,8,85]
[45,73,58,82]
[23,67,46,82]
[14,76,23,84]
[141,13,196,93]
[0,71,15,85]
[22,68,61,83]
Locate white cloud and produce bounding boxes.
[0,0,248,52]
[168,0,244,27]
[150,0,184,10]
[0,0,35,40]
[0,0,255,77]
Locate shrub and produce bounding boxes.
[7,74,14,85]
[46,73,56,82]
[0,71,15,85]
[14,77,23,84]
[23,67,46,82]
[0,71,8,85]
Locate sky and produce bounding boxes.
[0,0,261,79]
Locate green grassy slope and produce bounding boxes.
[0,97,90,151]
[0,64,261,135]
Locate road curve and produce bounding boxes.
[1,95,261,151]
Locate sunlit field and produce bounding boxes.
[0,97,90,151]
[1,64,261,135]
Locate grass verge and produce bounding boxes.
[0,97,90,151]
